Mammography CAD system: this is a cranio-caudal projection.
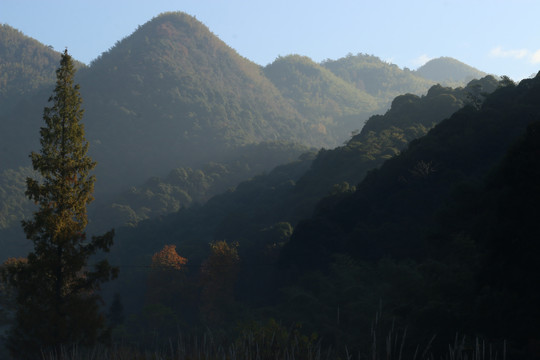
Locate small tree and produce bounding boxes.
[4,50,117,358]
[200,240,240,326]
[147,244,188,306]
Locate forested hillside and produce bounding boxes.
[263,55,380,140]
[279,73,540,357]
[0,25,61,102]
[77,13,329,195]
[0,26,85,170]
[90,141,313,231]
[0,12,480,250]
[5,11,536,359]
[322,54,434,105]
[292,76,499,198]
[103,76,502,342]
[100,73,540,357]
[0,26,60,170]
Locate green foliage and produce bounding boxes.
[264,55,380,141]
[0,13,491,208]
[278,73,540,356]
[4,11,531,357]
[0,25,86,173]
[3,51,117,358]
[322,53,436,104]
[0,13,497,257]
[77,12,327,195]
[0,167,34,230]
[0,25,62,100]
[106,78,497,335]
[93,141,312,230]
[292,77,498,201]
[104,153,315,316]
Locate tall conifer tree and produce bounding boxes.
[4,50,117,358]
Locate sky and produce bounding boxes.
[1,0,539,81]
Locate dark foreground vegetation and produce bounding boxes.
[39,326,508,360]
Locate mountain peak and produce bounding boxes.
[415,56,487,84]
[144,11,215,41]
[76,12,324,193]
[89,11,232,69]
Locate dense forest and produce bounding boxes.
[1,10,538,360]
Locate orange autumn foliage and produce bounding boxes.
[146,245,189,307]
[151,244,188,270]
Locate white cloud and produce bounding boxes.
[412,54,432,67]
[490,46,540,65]
[531,49,540,64]
[489,46,529,59]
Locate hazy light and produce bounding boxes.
[412,54,433,67]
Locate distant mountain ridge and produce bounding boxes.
[0,11,492,235]
[415,56,487,83]
[106,76,501,264]
[322,53,436,104]
[263,55,381,140]
[76,12,323,193]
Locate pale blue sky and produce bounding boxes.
[1,0,539,81]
